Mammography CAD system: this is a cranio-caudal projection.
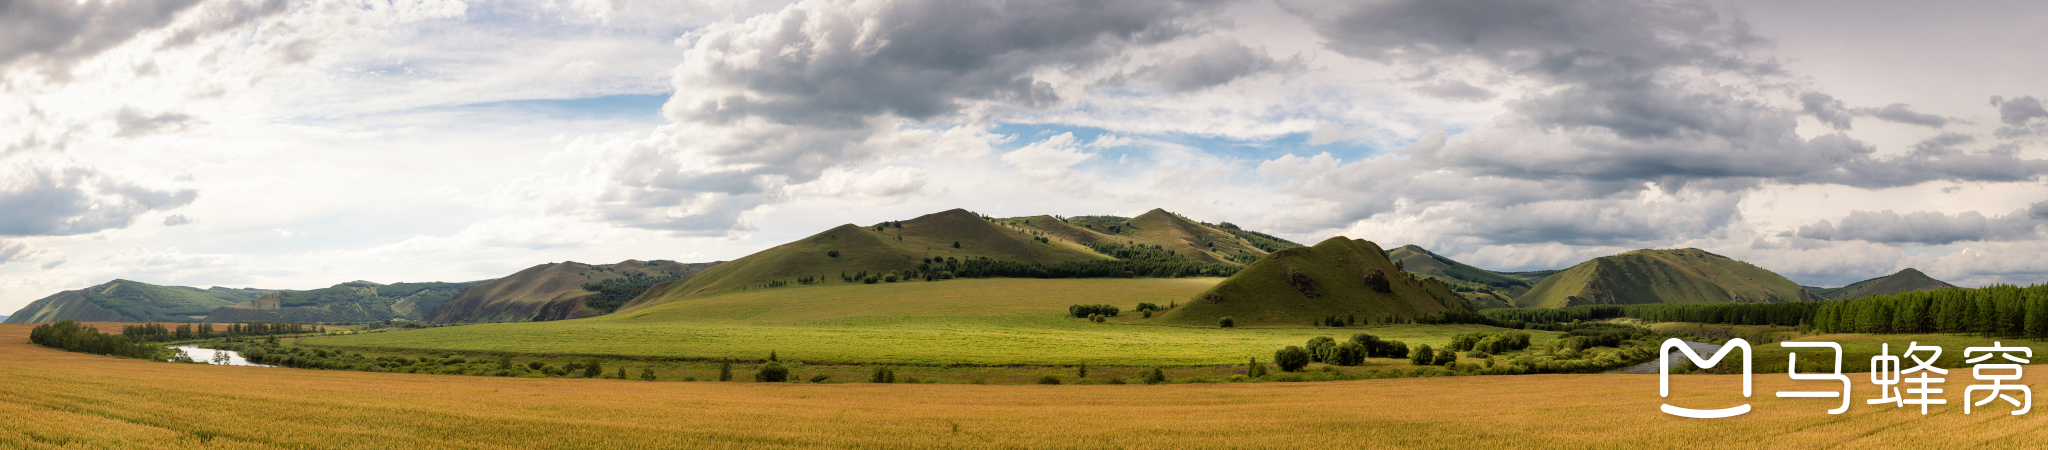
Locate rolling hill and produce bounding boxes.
[424,260,716,324]
[5,280,274,324]
[1159,237,1470,327]
[1002,209,1301,264]
[1808,268,1957,300]
[1384,245,1539,309]
[621,208,1305,312]
[621,209,1117,310]
[1515,248,1825,309]
[209,279,492,323]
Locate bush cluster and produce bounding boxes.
[1068,304,1120,318]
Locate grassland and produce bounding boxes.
[1517,248,1822,308]
[307,278,1535,367]
[9,324,2048,449]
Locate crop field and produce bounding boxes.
[307,278,1550,366]
[6,324,2047,449]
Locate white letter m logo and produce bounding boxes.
[1660,338,1752,418]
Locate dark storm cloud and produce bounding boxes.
[1795,202,2048,245]
[0,162,198,237]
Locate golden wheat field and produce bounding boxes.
[5,323,2046,449]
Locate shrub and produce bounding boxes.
[1410,344,1435,366]
[1247,357,1268,378]
[1038,375,1062,385]
[614,367,628,379]
[640,368,657,381]
[583,359,603,378]
[1142,367,1167,384]
[809,374,829,383]
[1068,304,1121,318]
[719,361,733,381]
[884,274,899,283]
[1305,336,1336,362]
[827,250,840,258]
[1329,342,1367,366]
[526,361,545,370]
[870,366,896,383]
[1143,310,1152,318]
[1433,348,1457,366]
[1219,317,1235,328]
[1106,377,1126,385]
[1274,346,1310,372]
[1077,363,1088,378]
[756,362,789,382]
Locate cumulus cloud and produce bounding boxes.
[1862,103,1948,128]
[113,107,196,138]
[1992,95,2048,138]
[530,0,1233,235]
[0,0,206,80]
[1414,79,1495,102]
[162,214,192,226]
[1143,38,1298,92]
[0,157,197,236]
[1002,132,1098,179]
[1253,0,2048,245]
[1795,203,2048,245]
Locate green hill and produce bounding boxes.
[622,209,1114,310]
[1514,248,1825,308]
[1159,237,1470,327]
[1002,209,1299,264]
[422,260,713,324]
[1810,268,1957,300]
[5,280,273,323]
[1384,245,1541,309]
[210,279,492,323]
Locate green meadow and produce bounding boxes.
[307,278,1557,366]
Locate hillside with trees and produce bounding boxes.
[423,260,715,324]
[211,279,492,323]
[1159,237,1471,327]
[1807,268,1957,300]
[1514,248,1824,308]
[5,280,274,324]
[1384,245,1539,309]
[1003,209,1300,265]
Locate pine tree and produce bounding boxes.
[719,361,733,381]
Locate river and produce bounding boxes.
[168,345,273,367]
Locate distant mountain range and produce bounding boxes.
[3,208,1972,325]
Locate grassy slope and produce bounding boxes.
[8,325,2046,449]
[1385,244,1542,309]
[311,278,1520,366]
[1813,268,1958,300]
[624,209,1111,311]
[4,280,268,324]
[422,260,711,324]
[1516,248,1824,309]
[1003,209,1280,264]
[1160,237,1469,327]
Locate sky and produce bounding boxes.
[4,0,2048,311]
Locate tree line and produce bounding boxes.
[120,322,317,342]
[30,320,172,360]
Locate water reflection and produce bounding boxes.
[168,345,273,367]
